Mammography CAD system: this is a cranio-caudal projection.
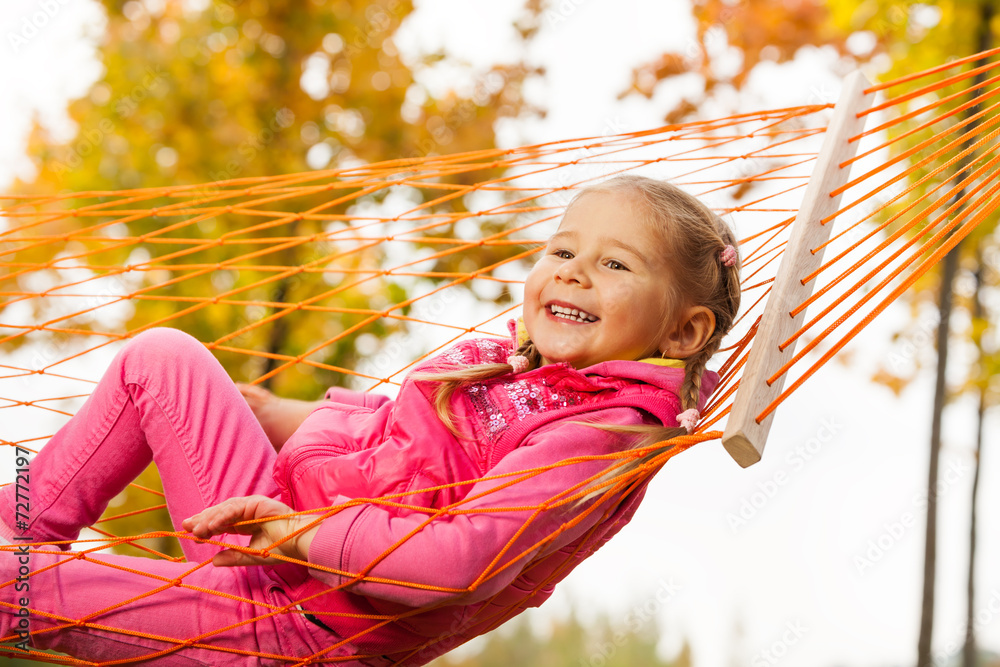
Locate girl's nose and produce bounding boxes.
[554,257,591,287]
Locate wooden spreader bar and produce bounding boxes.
[722,70,874,467]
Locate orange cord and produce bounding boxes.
[3,50,1000,664]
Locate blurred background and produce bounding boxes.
[1,1,999,666]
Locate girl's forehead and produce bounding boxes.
[555,193,654,240]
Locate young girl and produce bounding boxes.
[0,175,740,666]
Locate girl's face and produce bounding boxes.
[523,190,682,369]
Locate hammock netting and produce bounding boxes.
[1,47,999,664]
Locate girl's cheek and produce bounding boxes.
[605,279,642,306]
[523,270,544,302]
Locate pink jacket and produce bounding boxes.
[270,329,718,665]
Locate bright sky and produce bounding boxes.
[1,1,998,666]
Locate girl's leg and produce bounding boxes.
[0,548,335,666]
[0,327,279,562]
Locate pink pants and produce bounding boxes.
[0,328,354,665]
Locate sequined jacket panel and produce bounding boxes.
[271,333,719,664]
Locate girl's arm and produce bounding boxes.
[182,496,320,565]
[301,406,649,607]
[238,382,393,452]
[237,383,325,451]
[188,407,650,604]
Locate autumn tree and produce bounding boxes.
[818,5,999,666]
[616,2,998,667]
[3,0,545,557]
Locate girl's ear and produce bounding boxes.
[660,306,715,359]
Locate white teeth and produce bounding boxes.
[548,304,597,322]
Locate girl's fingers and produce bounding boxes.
[180,512,211,536]
[236,383,259,402]
[212,549,238,567]
[184,496,285,539]
[237,382,271,398]
[212,548,273,568]
[183,498,247,537]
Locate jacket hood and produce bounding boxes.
[505,317,719,418]
[583,358,718,397]
[578,358,719,416]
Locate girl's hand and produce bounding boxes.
[181,496,319,568]
[235,382,324,452]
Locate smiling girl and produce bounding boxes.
[1,175,740,666]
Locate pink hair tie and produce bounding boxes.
[506,318,529,373]
[507,355,529,373]
[677,408,700,434]
[719,244,737,267]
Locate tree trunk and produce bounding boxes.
[963,260,987,667]
[261,218,305,389]
[917,5,993,666]
[917,243,957,667]
[261,276,292,388]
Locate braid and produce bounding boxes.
[679,331,724,412]
[516,339,543,371]
[419,176,742,452]
[409,335,545,439]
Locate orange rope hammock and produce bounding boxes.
[0,50,996,665]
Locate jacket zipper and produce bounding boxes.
[277,442,332,505]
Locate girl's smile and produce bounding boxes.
[544,300,600,324]
[523,190,675,369]
[523,189,716,370]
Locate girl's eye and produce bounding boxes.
[553,249,573,259]
[606,259,629,271]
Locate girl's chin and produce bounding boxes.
[537,350,592,369]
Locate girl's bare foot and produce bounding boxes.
[235,382,324,452]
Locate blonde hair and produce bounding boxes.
[411,175,741,498]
